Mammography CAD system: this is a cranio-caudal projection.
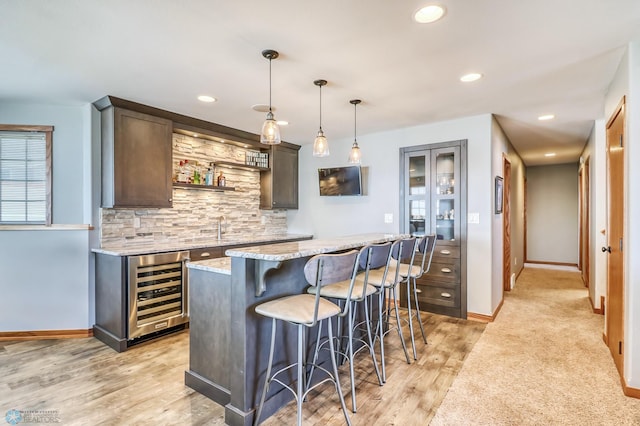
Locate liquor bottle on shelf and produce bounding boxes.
[193,161,201,185]
[217,171,226,187]
[205,166,214,186]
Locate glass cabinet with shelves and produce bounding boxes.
[400,140,467,318]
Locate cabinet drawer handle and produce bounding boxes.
[441,267,452,273]
[200,252,211,258]
[441,292,452,298]
[415,288,422,294]
[440,250,451,255]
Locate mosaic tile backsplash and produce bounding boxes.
[100,133,288,247]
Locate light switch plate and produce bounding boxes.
[468,213,480,224]
[384,213,393,224]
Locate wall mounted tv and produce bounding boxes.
[318,166,362,196]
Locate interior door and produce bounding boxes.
[605,97,625,376]
[403,150,430,236]
[431,147,460,242]
[503,156,512,291]
[579,159,591,288]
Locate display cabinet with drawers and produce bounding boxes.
[399,139,467,318]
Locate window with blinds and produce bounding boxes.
[0,126,52,225]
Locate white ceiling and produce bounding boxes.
[2,0,640,166]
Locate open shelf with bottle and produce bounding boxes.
[173,183,235,192]
[213,161,269,172]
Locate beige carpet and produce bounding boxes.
[430,267,640,425]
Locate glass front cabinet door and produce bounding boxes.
[400,140,467,319]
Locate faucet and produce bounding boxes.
[217,215,226,240]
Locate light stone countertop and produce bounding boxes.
[91,233,312,256]
[187,257,231,275]
[225,233,405,261]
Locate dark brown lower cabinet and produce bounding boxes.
[403,240,462,316]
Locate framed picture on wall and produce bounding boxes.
[495,176,503,214]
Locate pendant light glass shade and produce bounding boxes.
[260,50,281,145]
[313,130,329,156]
[348,142,361,164]
[348,99,362,164]
[261,111,281,145]
[312,79,329,157]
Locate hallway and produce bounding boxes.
[431,267,640,425]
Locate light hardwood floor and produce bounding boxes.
[0,313,485,425]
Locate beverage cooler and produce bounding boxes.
[94,250,190,352]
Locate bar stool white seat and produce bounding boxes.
[253,250,358,426]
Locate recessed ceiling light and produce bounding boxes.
[545,153,556,157]
[414,5,446,23]
[460,73,483,82]
[197,95,217,103]
[276,120,289,126]
[193,133,199,138]
[538,114,555,121]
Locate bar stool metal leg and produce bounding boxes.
[377,290,387,382]
[405,277,418,360]
[412,276,428,344]
[296,324,304,425]
[362,296,383,386]
[390,286,411,363]
[254,318,277,426]
[328,318,352,426]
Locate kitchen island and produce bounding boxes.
[185,233,402,426]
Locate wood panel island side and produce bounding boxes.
[185,233,402,426]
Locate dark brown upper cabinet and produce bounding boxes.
[94,96,300,210]
[97,101,173,208]
[261,144,299,209]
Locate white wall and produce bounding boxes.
[596,41,640,389]
[288,114,497,316]
[0,102,96,331]
[490,118,526,309]
[607,42,640,390]
[626,40,640,392]
[526,163,579,264]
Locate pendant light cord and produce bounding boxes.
[268,58,272,113]
[353,102,357,143]
[319,84,323,131]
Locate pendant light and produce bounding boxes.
[348,99,362,164]
[260,49,281,145]
[312,79,329,157]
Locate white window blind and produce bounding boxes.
[0,131,48,224]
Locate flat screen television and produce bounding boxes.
[318,166,362,196]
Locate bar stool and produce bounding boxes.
[253,250,358,426]
[367,236,417,381]
[389,234,437,360]
[307,242,389,413]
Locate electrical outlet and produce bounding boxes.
[468,212,480,224]
[133,217,141,228]
[384,213,393,224]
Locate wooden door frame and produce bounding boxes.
[579,158,591,288]
[605,96,625,377]
[503,155,512,291]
